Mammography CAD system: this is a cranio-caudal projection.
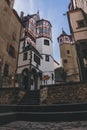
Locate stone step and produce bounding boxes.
[0,110,87,125]
[0,103,87,113]
[17,103,87,112]
[16,110,87,122]
[0,112,16,125]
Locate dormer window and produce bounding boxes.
[59,38,63,42]
[65,37,69,41]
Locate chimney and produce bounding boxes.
[20,11,24,19]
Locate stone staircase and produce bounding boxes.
[0,88,40,105]
[0,103,87,125]
[19,90,40,105]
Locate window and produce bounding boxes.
[34,54,40,65]
[59,38,63,42]
[65,37,69,41]
[63,59,67,63]
[23,52,28,61]
[39,28,43,33]
[37,21,42,26]
[29,23,35,32]
[67,50,70,54]
[45,55,49,61]
[8,45,16,58]
[43,28,48,34]
[4,64,9,76]
[44,39,49,46]
[77,20,85,28]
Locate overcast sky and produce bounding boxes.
[14,0,70,64]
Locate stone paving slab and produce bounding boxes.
[0,121,87,130]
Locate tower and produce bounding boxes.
[57,30,80,82]
[36,19,54,85]
[68,2,87,81]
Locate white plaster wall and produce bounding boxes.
[18,51,30,67]
[36,37,55,85]
[36,38,53,56]
[40,55,54,72]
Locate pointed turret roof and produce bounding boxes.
[62,28,68,36]
[57,29,68,42]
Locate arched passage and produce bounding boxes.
[21,68,29,89]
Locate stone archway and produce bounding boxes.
[31,68,38,90]
[21,68,29,89]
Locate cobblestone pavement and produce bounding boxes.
[0,121,87,130]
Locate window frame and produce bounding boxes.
[77,19,86,28]
[67,50,70,54]
[45,55,49,62]
[34,54,40,65]
[23,52,28,61]
[63,59,68,64]
[44,39,50,46]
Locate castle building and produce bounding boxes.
[36,19,54,85]
[0,0,24,87]
[16,12,55,90]
[69,0,87,14]
[67,0,87,81]
[57,30,80,82]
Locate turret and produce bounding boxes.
[57,30,80,82]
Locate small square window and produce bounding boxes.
[63,59,67,63]
[67,50,70,54]
[34,54,40,65]
[77,20,85,28]
[44,39,49,46]
[45,55,49,61]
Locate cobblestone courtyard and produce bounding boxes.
[0,121,87,130]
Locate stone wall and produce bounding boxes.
[0,0,24,77]
[40,82,87,104]
[0,88,25,104]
